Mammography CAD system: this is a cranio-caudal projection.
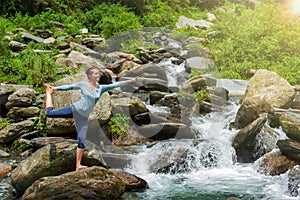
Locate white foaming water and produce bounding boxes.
[123,100,298,200]
[159,58,186,87]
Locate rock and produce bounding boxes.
[7,107,40,121]
[111,95,149,118]
[138,122,195,140]
[28,137,73,150]
[89,91,112,125]
[102,153,132,169]
[67,50,106,70]
[55,57,77,69]
[43,37,55,44]
[0,163,12,179]
[149,146,188,173]
[181,75,216,92]
[35,29,52,38]
[0,120,33,144]
[277,140,300,162]
[293,90,300,109]
[70,42,102,58]
[207,12,217,21]
[234,69,295,128]
[185,57,215,73]
[257,151,297,176]
[280,111,300,142]
[0,149,10,157]
[288,165,300,197]
[185,47,210,59]
[111,169,149,192]
[9,41,27,51]
[175,16,213,30]
[21,32,44,43]
[11,141,107,194]
[21,166,125,200]
[232,116,267,163]
[5,88,38,110]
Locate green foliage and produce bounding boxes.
[108,113,130,139]
[194,89,211,102]
[0,119,10,129]
[11,11,84,36]
[0,48,71,89]
[84,3,142,37]
[141,0,178,27]
[207,1,300,84]
[12,139,32,152]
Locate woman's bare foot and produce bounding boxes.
[44,84,53,94]
[76,165,88,171]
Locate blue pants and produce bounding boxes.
[46,106,88,148]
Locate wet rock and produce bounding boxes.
[232,116,267,163]
[102,153,132,169]
[150,146,188,173]
[111,169,149,192]
[288,165,300,197]
[277,140,300,162]
[138,122,195,140]
[0,163,12,179]
[257,151,297,176]
[280,111,300,143]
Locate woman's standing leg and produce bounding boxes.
[73,110,89,171]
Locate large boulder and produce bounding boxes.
[11,141,107,195]
[21,166,125,200]
[138,122,195,140]
[234,69,295,128]
[5,88,38,110]
[277,140,300,162]
[257,151,297,176]
[232,116,269,163]
[280,111,300,142]
[0,120,34,144]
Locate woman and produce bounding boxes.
[45,66,138,171]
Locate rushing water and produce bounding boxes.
[120,100,297,200]
[119,57,297,200]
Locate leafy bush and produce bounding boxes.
[194,89,211,102]
[11,11,84,36]
[0,119,10,129]
[0,48,71,89]
[108,113,130,139]
[84,3,142,37]
[141,0,178,27]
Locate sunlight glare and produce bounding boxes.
[291,0,300,14]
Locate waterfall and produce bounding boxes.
[121,60,297,200]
